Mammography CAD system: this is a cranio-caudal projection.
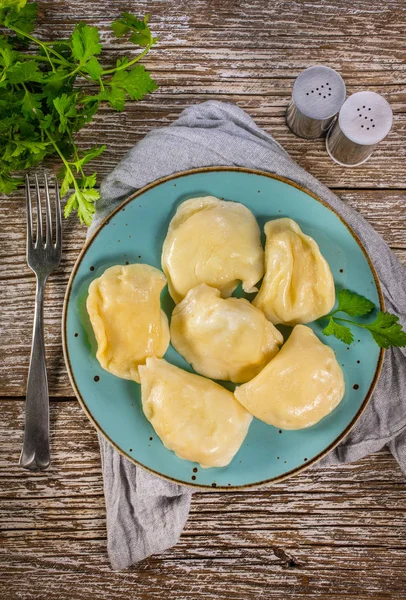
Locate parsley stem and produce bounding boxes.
[11,27,70,69]
[51,64,82,82]
[19,54,68,67]
[101,41,153,75]
[44,130,79,193]
[333,317,368,329]
[67,130,85,176]
[41,40,71,47]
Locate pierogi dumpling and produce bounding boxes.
[170,284,283,383]
[234,325,345,429]
[253,218,335,325]
[161,196,264,303]
[86,264,169,382]
[139,357,253,468]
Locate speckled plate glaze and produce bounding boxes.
[63,167,384,490]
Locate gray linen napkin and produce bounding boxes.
[88,100,406,570]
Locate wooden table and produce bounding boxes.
[1,1,405,598]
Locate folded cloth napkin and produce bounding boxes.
[87,100,406,570]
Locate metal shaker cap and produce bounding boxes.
[326,91,393,166]
[338,91,393,146]
[293,66,346,120]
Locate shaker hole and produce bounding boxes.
[365,116,368,119]
[367,127,370,130]
[371,119,373,121]
[311,90,314,93]
[363,105,366,108]
[326,82,329,85]
[306,92,309,95]
[321,85,324,88]
[316,88,319,90]
[361,125,364,128]
[357,108,360,111]
[323,95,326,98]
[368,107,371,111]
[328,93,331,96]
[372,124,375,127]
[319,93,322,95]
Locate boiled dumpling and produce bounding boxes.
[86,264,169,382]
[161,196,264,303]
[170,284,283,383]
[253,218,335,325]
[234,325,345,429]
[139,357,253,468]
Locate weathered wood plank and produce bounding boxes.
[4,105,405,189]
[0,400,405,600]
[1,190,404,397]
[32,0,406,39]
[0,554,404,600]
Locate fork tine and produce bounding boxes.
[25,175,33,246]
[54,177,62,249]
[34,174,43,246]
[43,175,52,246]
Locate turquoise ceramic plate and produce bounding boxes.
[63,167,384,490]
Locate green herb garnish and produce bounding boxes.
[320,289,406,349]
[0,1,158,224]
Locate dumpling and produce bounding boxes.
[170,284,283,383]
[161,196,264,303]
[253,218,335,325]
[234,325,345,429]
[86,264,169,382]
[139,357,253,468]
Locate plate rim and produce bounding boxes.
[62,166,385,491]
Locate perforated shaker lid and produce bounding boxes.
[338,91,393,146]
[292,66,346,120]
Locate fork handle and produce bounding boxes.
[20,276,50,471]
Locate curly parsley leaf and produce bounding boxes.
[6,139,48,158]
[101,64,158,109]
[58,165,74,198]
[0,7,158,224]
[21,89,44,119]
[71,22,102,64]
[1,0,28,10]
[41,68,75,106]
[0,42,18,69]
[6,60,43,83]
[71,145,106,172]
[111,13,156,47]
[0,171,23,193]
[82,55,103,80]
[53,93,78,133]
[364,312,406,349]
[64,186,100,225]
[336,289,375,317]
[1,1,38,35]
[322,318,354,345]
[319,291,406,349]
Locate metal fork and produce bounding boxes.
[20,174,62,471]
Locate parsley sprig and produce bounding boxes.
[320,289,406,349]
[0,1,158,224]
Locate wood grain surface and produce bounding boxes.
[1,0,405,598]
